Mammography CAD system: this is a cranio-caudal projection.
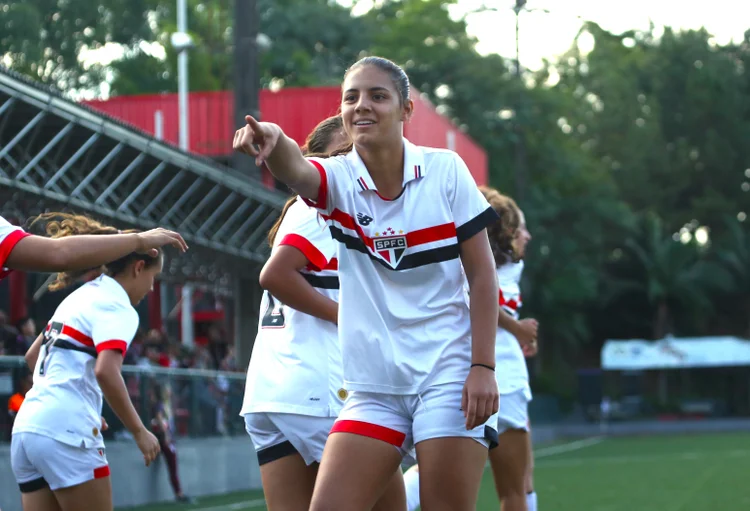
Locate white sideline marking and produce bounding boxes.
[534,436,605,458]
[536,448,750,468]
[197,438,607,509]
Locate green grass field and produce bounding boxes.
[120,432,750,511]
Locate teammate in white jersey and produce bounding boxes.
[0,214,186,281]
[10,214,164,511]
[241,116,405,510]
[234,56,500,511]
[483,187,537,511]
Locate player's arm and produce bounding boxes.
[24,333,44,372]
[95,350,147,436]
[259,246,338,325]
[233,115,321,201]
[497,312,537,345]
[6,230,187,272]
[460,231,498,369]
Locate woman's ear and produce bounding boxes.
[402,98,415,123]
[133,259,146,276]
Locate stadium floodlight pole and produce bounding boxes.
[171,0,194,152]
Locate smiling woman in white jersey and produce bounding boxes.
[234,56,500,511]
[10,214,164,511]
[241,116,405,510]
[0,214,186,281]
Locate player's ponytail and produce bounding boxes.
[267,115,346,246]
[28,213,161,291]
[478,186,522,265]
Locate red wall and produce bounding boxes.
[82,88,487,185]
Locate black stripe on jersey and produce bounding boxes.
[43,338,97,358]
[456,206,499,243]
[300,273,340,289]
[329,226,460,271]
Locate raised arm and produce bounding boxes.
[6,228,187,273]
[259,245,338,325]
[233,115,321,201]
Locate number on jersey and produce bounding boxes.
[261,293,285,328]
[39,321,63,376]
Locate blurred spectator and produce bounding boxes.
[145,328,168,349]
[149,383,194,504]
[0,309,17,355]
[124,329,145,365]
[10,317,36,355]
[207,324,228,369]
[8,371,33,432]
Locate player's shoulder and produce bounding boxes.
[283,196,324,226]
[419,146,462,174]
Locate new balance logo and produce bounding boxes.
[357,213,373,226]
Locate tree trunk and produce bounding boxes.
[653,300,671,340]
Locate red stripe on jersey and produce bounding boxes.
[374,190,398,202]
[279,233,329,272]
[330,419,406,447]
[93,465,110,479]
[406,222,456,247]
[327,210,456,251]
[47,323,95,347]
[0,230,31,276]
[96,340,128,355]
[498,289,519,310]
[301,159,328,209]
[327,258,338,270]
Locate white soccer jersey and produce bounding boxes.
[240,197,344,417]
[301,139,498,394]
[495,260,530,397]
[13,275,139,449]
[0,215,30,280]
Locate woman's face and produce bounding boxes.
[340,65,411,149]
[514,210,532,258]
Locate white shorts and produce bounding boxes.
[243,412,335,466]
[332,381,498,457]
[496,389,530,436]
[11,432,110,492]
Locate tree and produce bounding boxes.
[554,23,750,236]
[604,214,732,339]
[0,0,156,93]
[108,0,372,95]
[711,217,750,337]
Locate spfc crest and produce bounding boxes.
[373,227,407,268]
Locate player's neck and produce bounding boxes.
[358,141,405,199]
[112,275,138,306]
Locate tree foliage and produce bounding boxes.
[3,0,749,371]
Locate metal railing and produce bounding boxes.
[0,356,247,442]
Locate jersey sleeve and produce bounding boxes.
[0,216,31,272]
[448,154,499,243]
[299,156,349,215]
[90,302,140,355]
[275,200,336,271]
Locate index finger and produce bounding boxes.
[245,115,262,132]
